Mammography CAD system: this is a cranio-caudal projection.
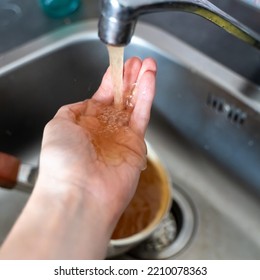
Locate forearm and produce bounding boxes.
[0,176,112,260]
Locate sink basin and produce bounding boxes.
[0,20,260,259]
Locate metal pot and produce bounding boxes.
[107,142,172,257]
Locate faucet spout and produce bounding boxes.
[98,0,260,49]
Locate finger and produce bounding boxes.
[136,58,157,85]
[123,57,142,97]
[93,57,142,105]
[92,66,114,104]
[130,59,157,136]
[127,58,157,109]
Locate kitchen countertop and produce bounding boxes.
[0,0,259,84]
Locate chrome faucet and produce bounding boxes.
[98,0,260,49]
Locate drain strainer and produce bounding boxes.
[129,185,196,259]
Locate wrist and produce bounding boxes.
[33,176,113,258]
[1,175,113,259]
[35,169,122,231]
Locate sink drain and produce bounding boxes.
[128,185,196,259]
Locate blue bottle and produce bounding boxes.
[39,0,81,18]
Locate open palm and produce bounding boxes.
[38,57,157,226]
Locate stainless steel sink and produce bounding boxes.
[0,20,260,259]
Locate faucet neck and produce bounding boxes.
[98,0,260,49]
